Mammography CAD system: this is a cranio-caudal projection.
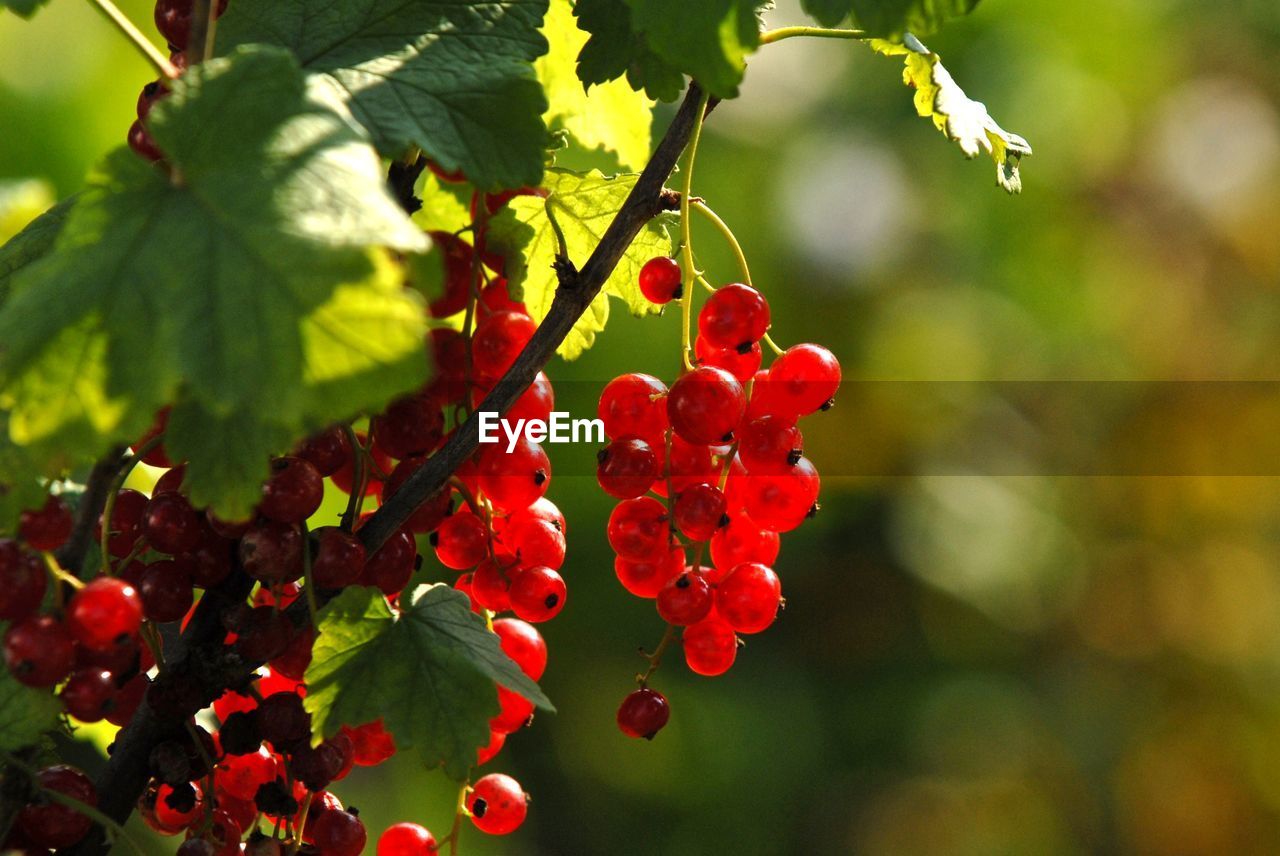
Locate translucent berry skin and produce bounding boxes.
[217,745,278,801]
[295,424,351,476]
[607,497,670,560]
[152,464,187,496]
[433,512,489,570]
[378,822,438,856]
[67,577,144,651]
[311,808,367,856]
[471,558,513,613]
[617,688,670,739]
[683,617,738,676]
[59,668,116,722]
[710,512,780,576]
[477,437,551,511]
[656,570,714,625]
[310,527,366,589]
[490,686,534,735]
[259,456,324,524]
[100,488,149,558]
[673,483,729,542]
[509,565,566,623]
[738,456,820,532]
[343,719,397,766]
[330,430,389,499]
[476,728,506,766]
[766,343,842,416]
[155,781,203,830]
[480,277,527,314]
[597,436,660,499]
[473,371,554,425]
[360,527,417,596]
[18,495,73,551]
[154,0,228,51]
[615,544,685,599]
[494,617,547,680]
[17,764,97,849]
[135,79,169,120]
[698,283,770,350]
[372,394,445,460]
[127,120,164,162]
[651,436,716,499]
[716,562,782,634]
[502,514,565,571]
[138,559,195,623]
[472,310,537,380]
[667,366,746,445]
[638,257,683,304]
[238,520,305,583]
[0,541,47,621]
[598,373,668,446]
[467,773,528,835]
[738,416,803,475]
[695,336,762,383]
[142,492,203,554]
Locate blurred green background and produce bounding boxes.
[7,0,1280,853]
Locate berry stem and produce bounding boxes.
[285,791,313,855]
[678,89,712,374]
[761,332,785,355]
[759,25,866,45]
[339,425,367,531]
[638,623,678,687]
[445,779,471,856]
[690,200,752,286]
[42,552,85,593]
[0,752,147,856]
[85,0,179,79]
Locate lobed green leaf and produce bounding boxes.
[0,649,61,752]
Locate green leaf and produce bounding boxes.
[811,0,980,38]
[0,0,51,18]
[0,650,61,752]
[538,0,654,170]
[628,0,767,99]
[485,168,674,359]
[411,173,473,236]
[0,188,71,307]
[304,585,552,781]
[0,46,430,518]
[217,0,551,191]
[872,35,1032,193]
[0,417,49,536]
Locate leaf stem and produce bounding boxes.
[759,25,865,45]
[690,200,751,286]
[679,89,712,373]
[86,0,179,79]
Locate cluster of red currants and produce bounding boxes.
[604,257,840,739]
[128,0,230,163]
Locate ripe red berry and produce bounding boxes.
[330,430,389,499]
[667,366,745,445]
[378,822,438,856]
[142,492,203,554]
[695,336,761,383]
[716,562,782,634]
[710,511,780,575]
[490,686,534,735]
[606,497,670,560]
[152,464,187,495]
[238,520,305,582]
[598,373,668,445]
[127,120,164,161]
[698,283,770,350]
[134,408,174,467]
[651,435,716,498]
[502,513,565,570]
[155,781,203,830]
[476,728,507,766]
[597,436,659,499]
[59,668,117,722]
[738,416,803,474]
[17,765,97,848]
[766,343,842,416]
[472,310,537,380]
[343,719,397,766]
[672,483,729,542]
[656,570,714,625]
[471,558,514,612]
[638,257,683,304]
[295,424,351,476]
[100,488,149,558]
[493,618,547,680]
[615,544,685,598]
[18,495,73,551]
[480,277,527,314]
[311,807,367,856]
[372,394,445,460]
[433,511,488,570]
[616,688,670,739]
[360,527,418,596]
[509,565,566,622]
[473,371,554,425]
[311,527,366,589]
[259,456,324,524]
[467,773,528,835]
[67,576,144,651]
[683,617,738,676]
[217,745,278,802]
[138,559,195,622]
[153,0,228,51]
[737,456,820,532]
[0,541,47,621]
[477,437,551,511]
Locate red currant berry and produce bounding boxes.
[360,526,418,596]
[433,511,488,570]
[716,562,782,634]
[472,310,537,380]
[238,520,305,582]
[18,495,73,551]
[598,373,668,445]
[767,343,842,416]
[473,371,554,425]
[67,576,144,651]
[217,745,278,802]
[156,781,203,830]
[100,488,148,558]
[232,606,296,663]
[0,541,47,621]
[672,483,729,542]
[312,808,366,856]
[476,728,506,766]
[695,336,761,383]
[154,0,227,51]
[471,558,514,612]
[128,120,164,161]
[710,511,780,575]
[616,688,670,739]
[294,424,351,476]
[311,527,366,589]
[615,544,685,598]
[480,277,527,314]
[476,437,550,511]
[509,565,566,623]
[143,492,203,554]
[683,617,738,676]
[656,570,714,625]
[269,625,315,681]
[638,257,683,304]
[59,668,117,722]
[343,719,397,766]
[17,765,96,848]
[651,435,716,499]
[490,686,534,735]
[698,283,770,351]
[502,512,565,570]
[467,773,528,835]
[136,79,170,120]
[384,457,453,534]
[597,436,659,499]
[738,456,820,532]
[667,366,746,445]
[738,415,803,475]
[607,497,670,560]
[378,822,438,856]
[372,394,445,460]
[152,464,187,495]
[330,431,389,499]
[493,617,547,680]
[138,558,195,623]
[108,674,149,727]
[259,456,323,524]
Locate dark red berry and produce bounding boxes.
[597,436,659,499]
[311,527,366,589]
[259,456,323,524]
[17,765,96,848]
[59,668,117,722]
[143,492,203,554]
[667,366,745,445]
[238,520,305,582]
[18,495,73,551]
[616,687,670,739]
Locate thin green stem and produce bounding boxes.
[544,198,570,262]
[638,623,678,686]
[759,25,865,45]
[447,779,471,856]
[761,332,785,355]
[679,90,712,373]
[86,0,179,78]
[340,425,366,531]
[690,200,751,286]
[2,752,147,856]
